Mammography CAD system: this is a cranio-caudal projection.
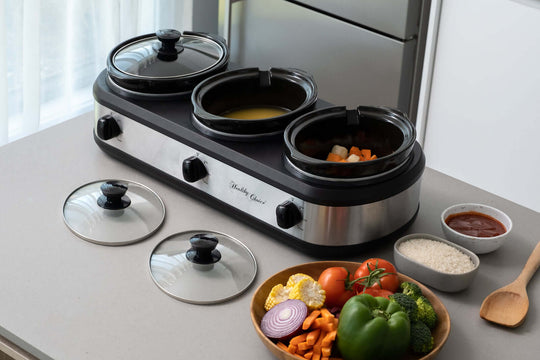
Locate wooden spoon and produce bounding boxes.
[479,241,540,327]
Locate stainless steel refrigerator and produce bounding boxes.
[219,0,431,124]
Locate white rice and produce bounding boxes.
[398,238,475,274]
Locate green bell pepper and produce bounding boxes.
[336,294,411,360]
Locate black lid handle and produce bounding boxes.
[97,181,131,210]
[156,29,183,61]
[186,234,221,265]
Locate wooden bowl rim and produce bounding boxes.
[250,260,451,360]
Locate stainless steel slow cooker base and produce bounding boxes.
[92,70,425,255]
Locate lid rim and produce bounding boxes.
[149,230,257,304]
[62,179,165,246]
[106,30,229,95]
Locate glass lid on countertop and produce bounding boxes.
[63,180,165,246]
[149,230,257,304]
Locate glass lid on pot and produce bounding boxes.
[149,230,257,304]
[63,180,165,246]
[110,29,228,78]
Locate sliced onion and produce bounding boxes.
[260,299,308,340]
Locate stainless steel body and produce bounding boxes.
[219,0,431,123]
[95,101,421,247]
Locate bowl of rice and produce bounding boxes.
[393,233,480,292]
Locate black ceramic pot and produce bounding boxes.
[283,106,417,181]
[106,29,229,99]
[191,67,318,140]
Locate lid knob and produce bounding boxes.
[97,181,131,210]
[156,29,183,61]
[186,234,222,265]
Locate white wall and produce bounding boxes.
[421,0,540,212]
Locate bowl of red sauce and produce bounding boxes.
[441,203,512,254]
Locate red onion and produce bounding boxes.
[260,299,308,341]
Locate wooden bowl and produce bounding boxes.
[250,261,450,360]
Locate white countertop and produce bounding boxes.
[0,112,539,359]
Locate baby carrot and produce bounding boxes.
[321,330,337,347]
[306,328,321,346]
[313,317,336,332]
[302,310,321,330]
[290,333,308,346]
[320,308,334,321]
[277,342,288,352]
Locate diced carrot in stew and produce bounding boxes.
[325,144,377,162]
[360,149,371,159]
[326,153,343,162]
[349,146,362,157]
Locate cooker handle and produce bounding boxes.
[97,181,131,210]
[156,29,184,61]
[186,234,222,265]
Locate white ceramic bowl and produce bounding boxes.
[441,203,512,254]
[394,233,480,292]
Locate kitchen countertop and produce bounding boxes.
[0,112,539,360]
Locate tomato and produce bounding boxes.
[318,267,356,308]
[354,258,400,294]
[362,287,394,299]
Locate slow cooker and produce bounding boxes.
[92,30,425,256]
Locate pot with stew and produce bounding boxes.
[283,105,417,183]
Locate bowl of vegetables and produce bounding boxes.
[250,259,450,360]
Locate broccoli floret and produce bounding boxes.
[400,281,423,300]
[416,296,438,329]
[410,321,434,354]
[389,292,418,322]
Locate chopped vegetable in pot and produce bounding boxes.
[326,144,377,162]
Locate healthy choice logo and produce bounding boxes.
[229,181,267,205]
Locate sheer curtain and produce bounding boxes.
[0,0,192,146]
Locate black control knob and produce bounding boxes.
[96,115,121,140]
[276,201,302,229]
[182,156,207,182]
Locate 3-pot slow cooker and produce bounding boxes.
[92,30,425,257]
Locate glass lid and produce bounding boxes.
[149,230,257,304]
[112,29,226,79]
[63,180,165,246]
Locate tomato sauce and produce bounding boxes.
[445,211,506,237]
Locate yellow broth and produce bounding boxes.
[221,106,289,120]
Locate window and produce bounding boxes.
[0,0,191,145]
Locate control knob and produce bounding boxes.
[182,156,208,182]
[276,200,302,229]
[96,114,121,140]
